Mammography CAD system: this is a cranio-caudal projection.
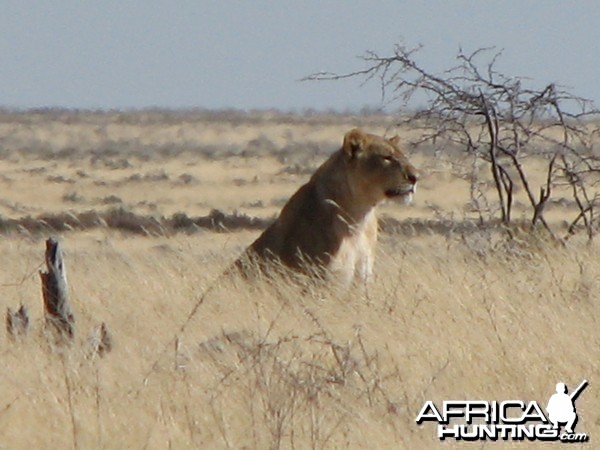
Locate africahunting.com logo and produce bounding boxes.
[416,380,589,443]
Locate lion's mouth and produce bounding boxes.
[385,185,415,198]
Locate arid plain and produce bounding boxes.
[0,110,598,449]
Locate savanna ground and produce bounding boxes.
[0,109,598,449]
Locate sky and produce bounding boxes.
[1,1,599,111]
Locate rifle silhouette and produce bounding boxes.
[569,379,588,401]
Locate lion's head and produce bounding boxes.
[342,128,418,207]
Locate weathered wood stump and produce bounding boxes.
[6,305,30,339]
[40,237,74,340]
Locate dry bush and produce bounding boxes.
[307,46,600,239]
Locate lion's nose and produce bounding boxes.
[407,172,418,185]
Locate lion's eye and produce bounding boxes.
[382,156,395,164]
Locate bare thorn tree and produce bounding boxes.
[306,45,600,240]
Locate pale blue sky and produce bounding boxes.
[1,1,598,111]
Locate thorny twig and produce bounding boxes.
[307,45,600,240]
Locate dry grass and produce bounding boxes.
[0,110,598,449]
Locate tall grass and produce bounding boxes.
[0,230,597,449]
[1,110,597,448]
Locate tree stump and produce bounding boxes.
[40,238,74,340]
[6,305,30,339]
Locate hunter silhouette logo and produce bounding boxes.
[416,379,589,442]
[546,380,588,434]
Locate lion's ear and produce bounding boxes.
[388,135,401,146]
[343,129,368,159]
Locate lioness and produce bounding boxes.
[233,128,418,285]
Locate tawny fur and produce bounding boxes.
[233,128,418,285]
